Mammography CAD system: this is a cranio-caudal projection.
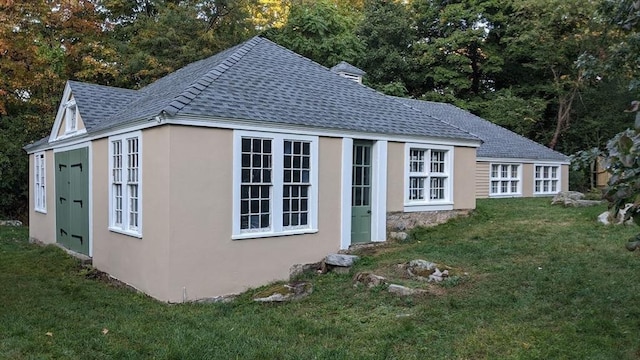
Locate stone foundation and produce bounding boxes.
[386,209,471,235]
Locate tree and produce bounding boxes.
[356,0,414,96]
[106,0,258,88]
[411,0,504,100]
[265,0,364,68]
[500,0,606,150]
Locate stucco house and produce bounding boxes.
[397,99,569,198]
[25,36,483,302]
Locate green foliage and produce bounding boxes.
[265,0,364,67]
[356,0,414,95]
[602,110,640,250]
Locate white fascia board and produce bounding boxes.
[26,118,158,154]
[48,81,73,143]
[478,157,570,165]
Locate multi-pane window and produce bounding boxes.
[112,140,123,226]
[490,164,520,196]
[127,138,139,230]
[65,100,77,133]
[534,165,560,194]
[34,152,46,212]
[283,140,310,228]
[109,132,142,236]
[240,138,272,231]
[407,148,449,202]
[234,132,317,238]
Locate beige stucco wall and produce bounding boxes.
[386,141,404,212]
[475,162,490,199]
[91,128,172,301]
[521,163,534,197]
[453,147,476,209]
[164,127,343,302]
[28,150,56,244]
[561,164,569,192]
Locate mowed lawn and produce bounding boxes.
[2,198,640,359]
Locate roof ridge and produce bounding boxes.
[162,36,264,116]
[68,80,139,94]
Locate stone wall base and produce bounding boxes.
[386,209,472,238]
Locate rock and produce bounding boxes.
[597,211,611,225]
[597,204,635,225]
[551,191,603,207]
[253,281,313,302]
[405,259,437,279]
[388,284,427,296]
[552,191,585,203]
[428,267,450,282]
[0,220,22,226]
[289,262,320,278]
[353,272,387,288]
[389,232,408,241]
[324,254,359,267]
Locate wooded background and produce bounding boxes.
[2,0,640,221]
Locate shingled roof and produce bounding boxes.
[398,98,569,162]
[27,36,478,150]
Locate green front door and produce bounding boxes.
[351,141,372,244]
[55,148,89,255]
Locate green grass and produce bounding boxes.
[2,198,640,359]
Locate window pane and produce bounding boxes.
[240,137,272,231]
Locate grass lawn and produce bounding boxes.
[2,198,640,359]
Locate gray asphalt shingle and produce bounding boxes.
[88,37,477,141]
[29,36,480,149]
[398,98,568,161]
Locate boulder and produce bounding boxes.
[552,191,603,207]
[597,211,611,225]
[388,284,427,296]
[389,232,408,241]
[289,262,321,278]
[0,220,22,226]
[324,254,359,267]
[405,259,437,279]
[598,204,635,225]
[353,272,387,288]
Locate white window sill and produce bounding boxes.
[403,202,454,212]
[232,228,318,240]
[35,208,47,214]
[489,193,522,198]
[534,192,560,196]
[109,227,143,239]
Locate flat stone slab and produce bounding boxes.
[388,284,427,296]
[324,254,359,267]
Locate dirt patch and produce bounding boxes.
[77,265,138,291]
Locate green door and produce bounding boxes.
[55,148,89,255]
[351,141,372,244]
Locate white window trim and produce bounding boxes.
[404,143,453,212]
[232,130,319,240]
[489,162,522,197]
[34,152,47,213]
[65,99,78,135]
[108,131,143,238]
[533,163,561,195]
